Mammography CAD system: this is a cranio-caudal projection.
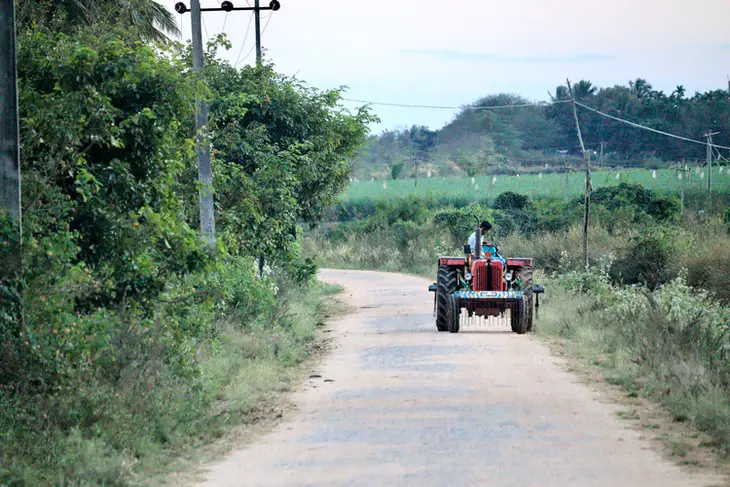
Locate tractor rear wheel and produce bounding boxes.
[436,265,457,332]
[447,295,461,333]
[510,297,529,334]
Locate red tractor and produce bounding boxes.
[428,223,544,334]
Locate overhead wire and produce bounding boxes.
[234,12,255,66]
[236,12,273,67]
[340,98,572,111]
[221,12,229,34]
[202,16,209,41]
[341,96,730,153]
[574,101,730,151]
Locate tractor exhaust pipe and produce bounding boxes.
[474,217,481,260]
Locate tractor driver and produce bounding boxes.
[468,220,506,266]
[468,220,492,252]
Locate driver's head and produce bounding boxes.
[479,221,492,235]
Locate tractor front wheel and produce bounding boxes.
[436,265,457,332]
[510,297,529,334]
[447,295,461,333]
[522,265,534,333]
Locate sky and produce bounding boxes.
[169,0,730,134]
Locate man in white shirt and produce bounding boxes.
[468,221,493,252]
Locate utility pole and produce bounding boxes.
[190,0,216,251]
[704,131,719,208]
[677,163,688,216]
[599,141,604,169]
[176,0,280,67]
[567,79,591,271]
[175,0,282,253]
[254,0,262,66]
[1,0,21,264]
[558,150,569,202]
[414,156,419,188]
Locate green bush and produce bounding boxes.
[684,237,730,305]
[493,191,530,211]
[609,227,681,289]
[531,197,580,233]
[588,183,680,222]
[433,204,492,245]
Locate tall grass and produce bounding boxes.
[539,272,730,455]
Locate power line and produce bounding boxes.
[340,98,571,111]
[574,101,730,151]
[221,12,229,34]
[234,12,255,66]
[236,12,272,67]
[343,95,730,152]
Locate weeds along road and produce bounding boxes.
[195,269,722,487]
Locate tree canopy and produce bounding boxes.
[351,79,730,179]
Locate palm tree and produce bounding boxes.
[17,0,179,42]
[573,80,597,100]
[552,85,570,101]
[629,78,653,99]
[99,0,180,42]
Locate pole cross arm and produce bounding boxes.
[176,0,280,13]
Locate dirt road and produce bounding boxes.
[195,269,722,487]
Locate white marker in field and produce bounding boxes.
[427,170,432,178]
[475,184,479,190]
[382,182,387,189]
[652,170,657,179]
[678,173,683,180]
[700,171,705,179]
[471,177,475,185]
[616,173,620,180]
[545,163,549,169]
[539,173,543,179]
[492,176,497,184]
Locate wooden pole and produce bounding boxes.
[567,79,591,271]
[599,141,604,168]
[678,163,686,216]
[704,131,718,209]
[564,155,569,203]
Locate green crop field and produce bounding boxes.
[341,167,730,203]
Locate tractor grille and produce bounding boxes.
[472,259,505,291]
[472,260,489,291]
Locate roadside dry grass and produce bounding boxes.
[152,280,348,486]
[536,281,730,482]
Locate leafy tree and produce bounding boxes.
[199,38,376,256]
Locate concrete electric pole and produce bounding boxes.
[174,0,282,251]
[1,0,21,266]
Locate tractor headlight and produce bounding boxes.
[465,272,472,281]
